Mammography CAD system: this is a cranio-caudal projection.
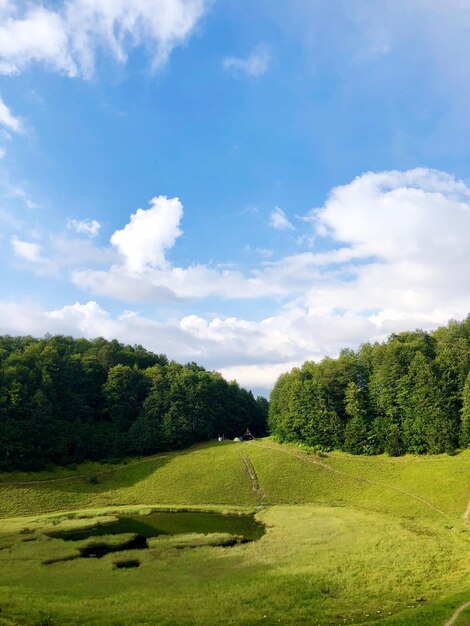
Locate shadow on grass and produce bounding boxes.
[2,440,236,501]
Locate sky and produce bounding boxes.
[0,0,469,395]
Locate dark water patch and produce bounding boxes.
[43,535,147,564]
[43,511,265,566]
[47,511,265,543]
[113,559,140,569]
[80,535,147,558]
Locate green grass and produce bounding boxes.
[0,443,259,519]
[1,440,469,521]
[249,440,470,520]
[0,439,468,625]
[454,604,470,626]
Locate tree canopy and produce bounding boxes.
[0,335,268,470]
[269,316,470,455]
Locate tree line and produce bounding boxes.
[269,316,470,455]
[0,335,268,471]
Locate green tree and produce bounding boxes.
[343,382,370,454]
[384,422,405,456]
[103,365,148,431]
[401,353,452,454]
[460,371,470,448]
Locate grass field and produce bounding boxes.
[0,439,469,625]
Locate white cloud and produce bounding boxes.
[269,206,294,231]
[0,96,23,133]
[0,5,73,76]
[314,168,470,259]
[0,147,5,159]
[0,290,466,394]
[302,168,470,323]
[0,299,374,390]
[9,233,116,276]
[46,300,116,336]
[2,183,40,209]
[51,235,117,267]
[10,235,44,262]
[223,44,271,77]
[72,263,286,301]
[218,362,302,390]
[71,169,470,314]
[256,247,274,259]
[0,300,56,336]
[4,168,470,392]
[110,195,183,272]
[67,218,101,238]
[0,0,208,78]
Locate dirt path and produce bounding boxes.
[241,457,265,500]
[250,441,451,520]
[444,602,470,626]
[464,499,470,522]
[0,453,170,487]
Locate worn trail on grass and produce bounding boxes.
[0,453,170,486]
[464,499,470,521]
[241,457,265,500]
[250,442,451,520]
[443,602,470,626]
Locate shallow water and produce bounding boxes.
[48,510,265,543]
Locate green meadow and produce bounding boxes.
[0,440,469,626]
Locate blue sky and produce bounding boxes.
[0,0,469,394]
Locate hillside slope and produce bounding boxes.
[0,439,469,521]
[0,440,469,626]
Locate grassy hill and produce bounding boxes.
[0,439,469,625]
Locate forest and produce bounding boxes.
[2,315,469,472]
[269,315,470,455]
[0,335,268,471]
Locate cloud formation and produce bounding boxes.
[269,206,294,231]
[305,168,470,324]
[223,44,271,77]
[67,218,101,238]
[4,168,470,391]
[11,236,44,263]
[70,169,470,318]
[0,299,373,390]
[8,233,117,277]
[0,96,23,133]
[0,0,208,78]
[110,195,183,272]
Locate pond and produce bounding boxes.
[43,510,265,565]
[48,510,265,543]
